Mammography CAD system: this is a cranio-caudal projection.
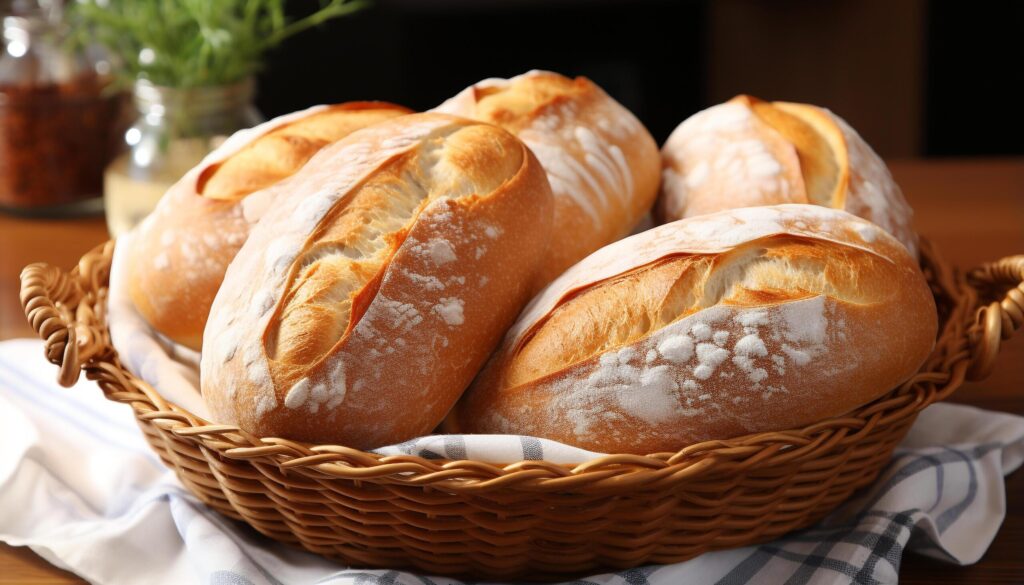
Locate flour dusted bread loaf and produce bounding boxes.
[446,204,937,454]
[201,113,554,448]
[435,70,660,285]
[658,95,918,257]
[128,102,411,350]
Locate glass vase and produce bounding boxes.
[104,77,262,237]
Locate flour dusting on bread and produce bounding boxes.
[201,113,554,448]
[452,204,936,454]
[658,96,918,257]
[433,70,660,285]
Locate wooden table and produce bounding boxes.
[1,158,1022,584]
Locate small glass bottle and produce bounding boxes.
[0,0,121,215]
[103,77,262,237]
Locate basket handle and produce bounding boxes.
[19,242,114,387]
[965,255,1024,380]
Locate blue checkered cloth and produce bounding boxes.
[1,339,1022,585]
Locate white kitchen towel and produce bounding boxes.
[107,229,208,418]
[2,338,1023,585]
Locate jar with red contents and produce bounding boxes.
[0,1,122,215]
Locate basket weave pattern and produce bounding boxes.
[18,240,1024,580]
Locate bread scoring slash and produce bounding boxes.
[201,113,554,448]
[658,95,919,258]
[447,204,937,454]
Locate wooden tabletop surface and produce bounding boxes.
[1,158,1022,584]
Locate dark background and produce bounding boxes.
[256,0,1023,159]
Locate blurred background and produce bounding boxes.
[2,0,1021,224]
[259,0,1023,159]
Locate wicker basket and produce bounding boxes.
[18,239,1024,581]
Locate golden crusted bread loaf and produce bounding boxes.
[446,204,937,454]
[128,102,411,350]
[434,70,660,285]
[658,95,919,257]
[201,113,554,448]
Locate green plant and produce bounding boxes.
[69,0,369,88]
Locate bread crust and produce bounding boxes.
[127,102,411,349]
[657,95,918,258]
[201,113,554,448]
[434,70,660,285]
[447,204,937,454]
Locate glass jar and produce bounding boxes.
[0,1,122,215]
[103,77,262,237]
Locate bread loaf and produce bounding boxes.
[434,70,660,285]
[658,95,919,257]
[128,102,411,350]
[446,204,937,454]
[201,113,554,448]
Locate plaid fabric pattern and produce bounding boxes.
[1,339,1023,585]
[285,440,1013,585]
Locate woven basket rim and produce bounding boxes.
[18,237,1024,493]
